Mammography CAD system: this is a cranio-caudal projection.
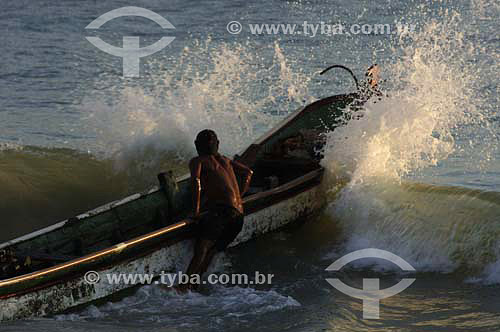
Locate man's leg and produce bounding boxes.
[186,238,214,275]
[198,246,218,277]
[180,238,215,291]
[197,214,243,286]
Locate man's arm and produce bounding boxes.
[231,159,253,195]
[189,158,202,218]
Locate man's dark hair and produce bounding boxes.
[195,129,219,156]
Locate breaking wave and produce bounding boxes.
[321,7,499,282]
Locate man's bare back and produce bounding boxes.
[189,154,250,214]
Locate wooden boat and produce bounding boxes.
[0,65,370,321]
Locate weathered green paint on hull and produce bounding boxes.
[1,182,325,321]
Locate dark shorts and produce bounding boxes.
[198,205,244,251]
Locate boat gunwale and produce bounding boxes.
[0,186,163,251]
[252,93,355,147]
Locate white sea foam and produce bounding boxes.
[321,8,499,274]
[0,142,23,152]
[55,284,300,325]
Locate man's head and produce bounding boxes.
[195,129,219,156]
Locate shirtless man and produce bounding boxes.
[182,129,252,291]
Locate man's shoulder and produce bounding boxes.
[190,154,231,165]
[218,155,233,165]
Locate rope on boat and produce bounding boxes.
[319,64,360,92]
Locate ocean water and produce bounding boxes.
[0,0,499,331]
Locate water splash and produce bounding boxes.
[323,10,494,183]
[55,284,300,328]
[321,7,499,278]
[83,39,312,179]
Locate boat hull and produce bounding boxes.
[1,180,325,321]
